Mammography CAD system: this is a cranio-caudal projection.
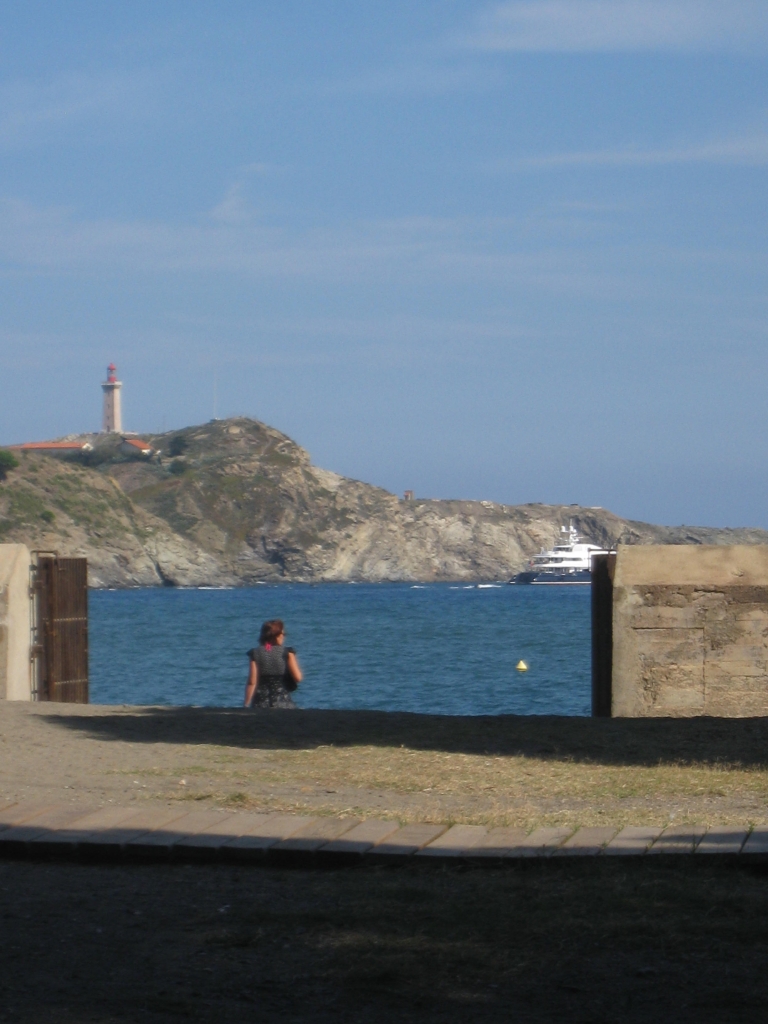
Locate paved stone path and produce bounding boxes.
[1,801,767,865]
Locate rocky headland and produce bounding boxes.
[1,417,766,588]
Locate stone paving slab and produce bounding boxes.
[647,825,708,855]
[417,824,488,857]
[742,826,768,855]
[0,801,25,818]
[127,810,238,856]
[270,817,360,860]
[174,812,278,853]
[467,827,530,858]
[318,819,401,857]
[29,806,142,851]
[696,827,749,855]
[78,807,194,854]
[1,802,768,866]
[603,826,663,856]
[0,805,95,851]
[554,827,618,856]
[514,827,574,858]
[175,822,246,851]
[367,823,448,857]
[0,802,63,830]
[220,814,317,860]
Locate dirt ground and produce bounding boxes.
[2,857,768,1023]
[2,702,768,829]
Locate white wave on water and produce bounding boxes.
[477,584,502,589]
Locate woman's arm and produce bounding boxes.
[244,659,258,706]
[285,651,302,684]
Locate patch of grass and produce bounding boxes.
[3,485,48,525]
[52,473,76,490]
[129,483,201,535]
[264,451,296,467]
[31,707,768,829]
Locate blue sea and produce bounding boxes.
[89,583,591,716]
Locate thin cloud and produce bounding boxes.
[209,163,286,225]
[0,195,628,299]
[462,1,768,53]
[0,68,172,149]
[491,132,768,170]
[1,193,763,308]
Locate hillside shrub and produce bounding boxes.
[168,435,188,457]
[75,444,120,467]
[169,459,188,476]
[0,449,20,481]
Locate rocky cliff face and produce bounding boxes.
[2,417,766,588]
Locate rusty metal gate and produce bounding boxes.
[31,554,89,703]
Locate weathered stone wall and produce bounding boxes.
[0,544,32,701]
[612,545,768,717]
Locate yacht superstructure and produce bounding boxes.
[510,522,614,585]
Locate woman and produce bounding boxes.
[244,619,303,708]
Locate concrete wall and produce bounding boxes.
[612,545,768,717]
[0,545,32,701]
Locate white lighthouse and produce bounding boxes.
[101,363,123,433]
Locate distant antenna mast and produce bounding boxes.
[213,370,218,421]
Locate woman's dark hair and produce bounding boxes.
[259,619,284,645]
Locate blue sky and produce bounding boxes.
[1,1,767,527]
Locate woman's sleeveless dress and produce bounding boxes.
[247,644,297,708]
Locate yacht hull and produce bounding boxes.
[510,569,592,585]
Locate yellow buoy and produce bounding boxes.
[516,660,528,672]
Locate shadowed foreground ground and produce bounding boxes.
[4,705,768,1020]
[4,703,768,828]
[2,858,768,1023]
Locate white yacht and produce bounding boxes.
[510,522,614,585]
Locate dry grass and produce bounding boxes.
[5,703,768,830]
[117,743,768,829]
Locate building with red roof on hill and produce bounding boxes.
[120,438,153,457]
[8,441,93,455]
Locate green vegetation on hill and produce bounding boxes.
[2,416,768,588]
[0,449,19,482]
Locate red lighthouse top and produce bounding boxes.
[107,363,117,383]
